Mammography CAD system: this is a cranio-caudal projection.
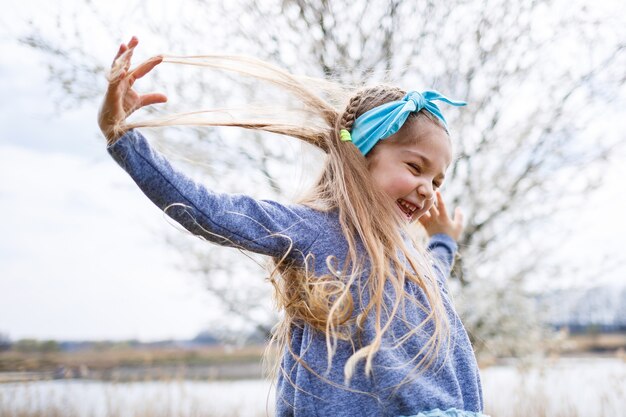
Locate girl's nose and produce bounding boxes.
[417,182,434,200]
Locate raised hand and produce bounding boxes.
[98,36,167,144]
[418,191,464,241]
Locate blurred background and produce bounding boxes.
[0,0,625,416]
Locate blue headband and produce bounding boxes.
[342,90,466,155]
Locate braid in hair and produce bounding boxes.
[338,85,406,133]
[340,93,364,132]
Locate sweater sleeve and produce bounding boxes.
[107,129,320,260]
[427,233,458,288]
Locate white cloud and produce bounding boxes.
[0,144,220,341]
[0,32,224,341]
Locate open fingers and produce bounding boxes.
[122,46,136,72]
[434,191,449,218]
[111,37,138,74]
[417,210,432,226]
[127,36,138,49]
[111,36,137,65]
[108,36,144,88]
[109,54,131,85]
[453,207,464,227]
[112,43,126,66]
[108,44,128,84]
[128,55,164,86]
[138,92,168,108]
[429,202,440,217]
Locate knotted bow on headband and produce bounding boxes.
[341,90,466,155]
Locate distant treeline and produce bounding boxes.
[551,324,626,335]
[0,327,277,354]
[0,338,60,353]
[0,331,223,354]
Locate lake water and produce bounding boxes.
[0,356,624,417]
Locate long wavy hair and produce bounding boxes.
[111,54,452,388]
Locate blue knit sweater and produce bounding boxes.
[107,129,484,417]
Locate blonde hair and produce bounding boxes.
[114,54,451,389]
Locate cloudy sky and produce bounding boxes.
[0,35,222,341]
[0,0,624,342]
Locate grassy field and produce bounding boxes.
[0,344,276,383]
[0,344,269,372]
[0,354,624,417]
[3,332,625,372]
[1,334,624,416]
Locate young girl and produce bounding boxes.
[98,37,486,417]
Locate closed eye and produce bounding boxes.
[408,163,421,174]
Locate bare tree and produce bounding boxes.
[18,0,626,356]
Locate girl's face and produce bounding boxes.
[366,117,452,223]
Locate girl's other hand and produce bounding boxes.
[98,36,167,144]
[418,191,464,241]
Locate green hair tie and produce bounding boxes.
[340,129,352,142]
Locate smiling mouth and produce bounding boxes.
[396,199,419,220]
